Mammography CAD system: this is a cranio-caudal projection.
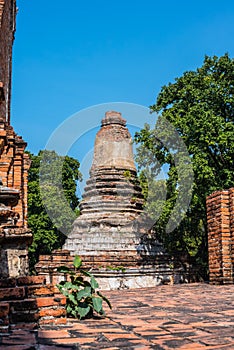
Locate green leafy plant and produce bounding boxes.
[56,256,112,319]
[123,170,132,180]
[106,265,126,272]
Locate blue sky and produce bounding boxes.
[11,0,234,160]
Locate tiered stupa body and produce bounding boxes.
[63,111,147,257]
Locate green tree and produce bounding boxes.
[135,54,234,278]
[27,150,82,271]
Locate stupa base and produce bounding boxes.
[35,248,190,289]
[91,267,187,290]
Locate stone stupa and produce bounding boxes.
[63,111,147,258]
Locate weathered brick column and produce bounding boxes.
[207,188,234,284]
[229,188,234,276]
[0,0,32,278]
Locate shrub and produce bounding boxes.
[57,256,112,319]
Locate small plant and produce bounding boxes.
[123,170,132,180]
[57,256,112,319]
[169,262,174,269]
[106,265,126,272]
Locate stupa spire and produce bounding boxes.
[91,111,136,173]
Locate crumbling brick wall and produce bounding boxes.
[206,188,234,284]
[0,276,67,333]
[0,0,32,278]
[0,0,30,228]
[0,122,31,227]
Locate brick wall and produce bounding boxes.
[0,0,29,228]
[0,1,32,279]
[0,123,31,227]
[0,275,67,333]
[207,188,234,284]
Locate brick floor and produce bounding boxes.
[1,283,234,349]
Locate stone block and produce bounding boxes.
[0,278,16,288]
[0,287,25,301]
[0,303,9,317]
[27,285,55,297]
[38,307,66,318]
[39,317,67,326]
[9,310,39,323]
[17,276,46,286]
[10,299,38,311]
[36,296,66,308]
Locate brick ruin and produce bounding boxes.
[0,0,67,330]
[0,0,32,279]
[207,188,234,284]
[63,111,147,258]
[37,111,187,288]
[36,113,234,289]
[1,0,234,337]
[0,276,66,333]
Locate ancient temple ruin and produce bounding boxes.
[36,111,179,289]
[0,0,32,278]
[63,111,147,258]
[56,111,178,289]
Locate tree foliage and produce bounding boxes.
[27,150,82,271]
[135,54,234,277]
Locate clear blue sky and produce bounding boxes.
[11,0,234,157]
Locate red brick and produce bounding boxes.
[27,285,55,297]
[0,303,9,317]
[0,287,25,301]
[10,299,37,311]
[38,307,66,318]
[36,296,66,308]
[17,276,46,286]
[39,317,67,326]
[38,329,69,339]
[0,278,16,288]
[10,311,39,323]
[10,322,37,331]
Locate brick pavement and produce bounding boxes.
[1,283,234,349]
